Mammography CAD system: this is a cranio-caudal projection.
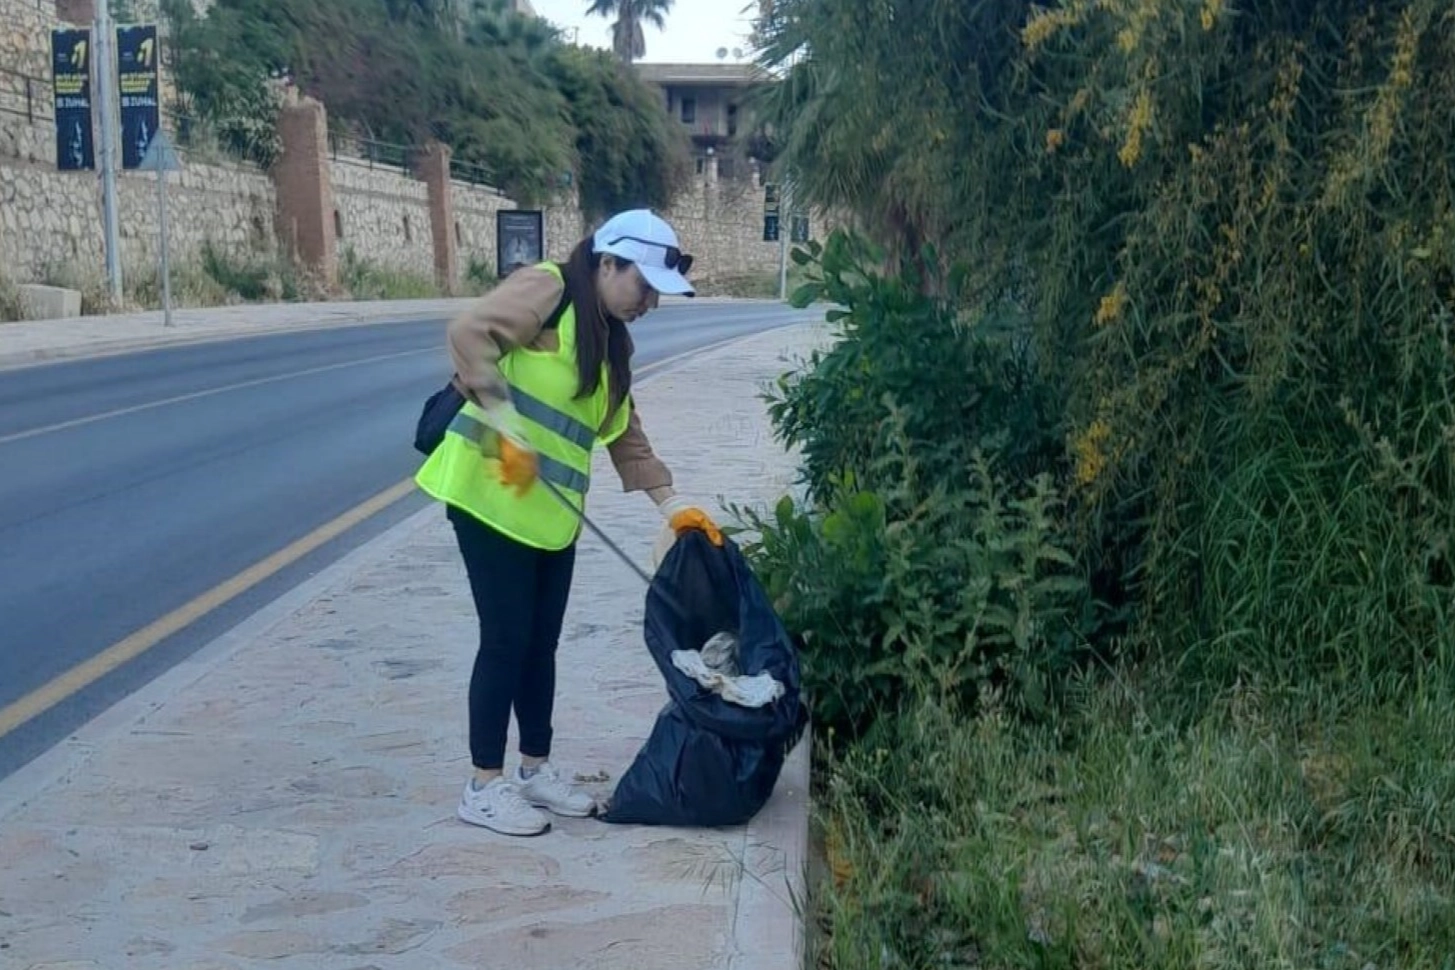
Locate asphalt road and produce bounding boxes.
[0,301,811,779]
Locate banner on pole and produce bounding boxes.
[51,28,95,172]
[762,183,781,243]
[791,214,810,244]
[116,24,160,170]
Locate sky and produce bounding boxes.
[527,0,760,64]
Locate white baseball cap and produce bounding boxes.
[592,209,696,297]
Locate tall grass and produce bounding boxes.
[339,246,441,301]
[813,668,1455,970]
[0,273,21,322]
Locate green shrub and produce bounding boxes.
[755,2,1455,960]
[758,0,1455,700]
[128,243,323,310]
[463,255,496,295]
[738,232,1097,740]
[769,232,1062,505]
[195,241,302,303]
[1173,406,1455,698]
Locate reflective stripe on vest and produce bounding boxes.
[509,385,596,452]
[446,411,590,495]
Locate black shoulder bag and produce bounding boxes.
[412,283,570,457]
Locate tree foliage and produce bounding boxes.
[160,0,688,209]
[545,44,690,219]
[584,0,675,64]
[753,0,1455,713]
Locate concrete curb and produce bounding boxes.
[732,734,813,970]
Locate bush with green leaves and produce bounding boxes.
[756,0,1455,698]
[753,3,1455,960]
[770,232,1062,505]
[738,231,1095,740]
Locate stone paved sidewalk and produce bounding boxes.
[0,323,827,970]
[0,295,750,369]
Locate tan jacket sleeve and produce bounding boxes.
[608,401,674,493]
[447,266,565,407]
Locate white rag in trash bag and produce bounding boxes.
[669,631,785,708]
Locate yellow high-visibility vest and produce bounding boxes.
[415,262,633,550]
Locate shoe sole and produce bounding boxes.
[456,804,551,837]
[526,799,597,819]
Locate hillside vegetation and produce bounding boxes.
[159,0,690,216]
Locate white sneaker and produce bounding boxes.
[457,777,551,837]
[514,762,597,818]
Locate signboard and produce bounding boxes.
[116,24,160,170]
[791,214,811,244]
[137,127,182,172]
[497,210,544,278]
[51,28,94,172]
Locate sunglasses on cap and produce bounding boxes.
[606,235,694,276]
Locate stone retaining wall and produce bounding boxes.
[2,153,275,284]
[672,175,783,286]
[329,158,434,281]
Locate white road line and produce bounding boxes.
[0,347,435,446]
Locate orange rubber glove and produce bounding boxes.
[497,435,538,496]
[481,400,538,497]
[660,496,724,547]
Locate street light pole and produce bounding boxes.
[94,0,123,303]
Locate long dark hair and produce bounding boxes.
[561,236,632,418]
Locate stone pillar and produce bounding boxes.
[55,0,96,24]
[272,93,338,290]
[416,141,458,294]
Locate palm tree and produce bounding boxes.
[584,0,674,64]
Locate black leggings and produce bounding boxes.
[448,505,577,772]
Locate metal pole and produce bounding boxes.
[157,163,172,328]
[536,475,693,621]
[94,0,123,303]
[777,180,789,301]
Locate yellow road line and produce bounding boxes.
[0,327,762,739]
[0,348,434,446]
[0,478,418,739]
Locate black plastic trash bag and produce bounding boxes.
[601,530,808,828]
